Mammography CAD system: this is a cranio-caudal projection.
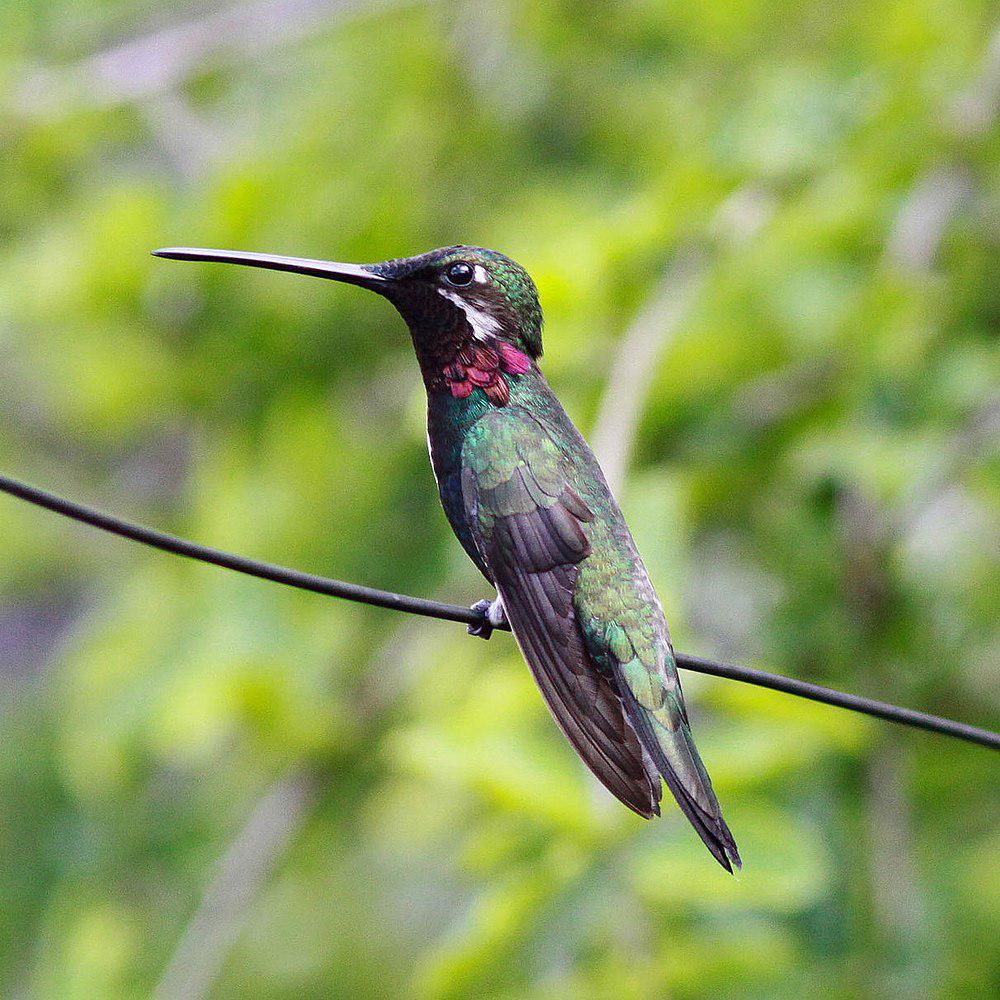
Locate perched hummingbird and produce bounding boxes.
[154,245,741,871]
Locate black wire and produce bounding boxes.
[2,473,997,751]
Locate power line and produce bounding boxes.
[1,473,997,751]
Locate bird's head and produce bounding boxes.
[153,244,543,403]
[370,245,543,360]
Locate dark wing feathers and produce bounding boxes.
[461,408,739,870]
[462,418,661,818]
[488,506,662,817]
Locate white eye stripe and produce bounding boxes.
[473,264,488,284]
[437,288,501,341]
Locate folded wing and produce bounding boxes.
[461,409,661,818]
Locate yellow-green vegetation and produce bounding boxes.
[1,2,997,997]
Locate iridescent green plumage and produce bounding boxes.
[156,241,739,871]
[443,373,739,870]
[417,249,738,870]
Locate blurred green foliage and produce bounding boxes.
[1,1,997,997]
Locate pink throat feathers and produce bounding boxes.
[442,340,532,405]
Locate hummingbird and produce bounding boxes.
[154,244,741,871]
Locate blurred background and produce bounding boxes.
[1,2,998,997]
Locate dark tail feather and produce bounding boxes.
[618,683,741,873]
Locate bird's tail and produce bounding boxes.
[617,676,741,872]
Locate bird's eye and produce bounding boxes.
[444,262,474,286]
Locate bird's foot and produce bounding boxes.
[468,596,507,640]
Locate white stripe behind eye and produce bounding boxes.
[437,288,501,341]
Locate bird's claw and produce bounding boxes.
[468,597,507,640]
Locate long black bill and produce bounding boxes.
[152,247,387,289]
